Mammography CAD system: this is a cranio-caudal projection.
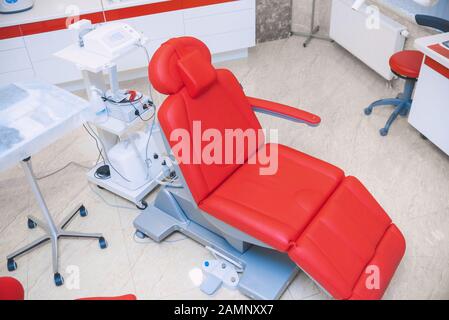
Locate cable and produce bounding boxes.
[145,103,157,169]
[83,123,131,182]
[135,43,155,104]
[83,124,105,163]
[88,183,138,211]
[36,161,91,180]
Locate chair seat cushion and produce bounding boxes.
[288,176,406,300]
[200,143,345,251]
[389,50,424,79]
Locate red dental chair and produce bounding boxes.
[149,37,406,300]
[0,277,136,300]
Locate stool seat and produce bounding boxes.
[389,50,424,79]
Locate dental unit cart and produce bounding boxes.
[0,81,107,286]
[409,32,449,156]
[55,20,165,209]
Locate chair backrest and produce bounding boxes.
[415,14,449,33]
[149,37,263,204]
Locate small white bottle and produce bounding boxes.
[90,87,108,123]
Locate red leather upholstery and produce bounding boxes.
[178,50,217,98]
[248,97,321,126]
[0,277,24,300]
[156,39,263,203]
[0,276,136,301]
[200,143,344,251]
[150,37,406,300]
[288,177,405,300]
[149,37,212,95]
[389,50,424,79]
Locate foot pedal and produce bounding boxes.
[199,247,242,296]
[200,273,222,295]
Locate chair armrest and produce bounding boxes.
[248,96,321,126]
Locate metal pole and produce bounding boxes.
[290,0,332,47]
[21,158,59,237]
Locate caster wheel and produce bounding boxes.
[364,108,372,115]
[79,206,88,217]
[27,218,37,229]
[379,128,389,136]
[136,200,148,210]
[99,237,108,249]
[54,273,64,286]
[135,230,147,239]
[7,259,17,272]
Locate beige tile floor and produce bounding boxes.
[1,36,449,300]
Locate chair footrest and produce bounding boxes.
[288,176,406,300]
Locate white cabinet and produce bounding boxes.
[409,63,449,156]
[0,47,32,73]
[0,41,34,85]
[0,37,25,51]
[183,0,256,54]
[0,0,256,86]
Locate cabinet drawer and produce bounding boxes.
[33,59,82,84]
[183,0,255,19]
[24,28,75,62]
[0,48,32,73]
[0,69,35,86]
[185,9,254,37]
[0,37,25,51]
[198,27,255,54]
[121,10,184,40]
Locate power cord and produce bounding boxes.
[36,161,92,180]
[83,123,132,182]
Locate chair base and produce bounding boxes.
[133,188,300,300]
[364,78,415,136]
[6,159,107,287]
[7,205,107,287]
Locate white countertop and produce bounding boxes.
[0,0,170,28]
[415,32,449,69]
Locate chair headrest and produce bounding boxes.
[149,37,216,97]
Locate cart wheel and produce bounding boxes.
[135,230,147,239]
[99,237,108,249]
[7,259,17,272]
[54,273,64,286]
[136,200,148,210]
[79,206,88,217]
[27,219,37,229]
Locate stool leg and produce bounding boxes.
[364,98,403,115]
[379,102,407,136]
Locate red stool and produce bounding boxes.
[364,50,424,136]
[0,277,25,300]
[0,276,136,300]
